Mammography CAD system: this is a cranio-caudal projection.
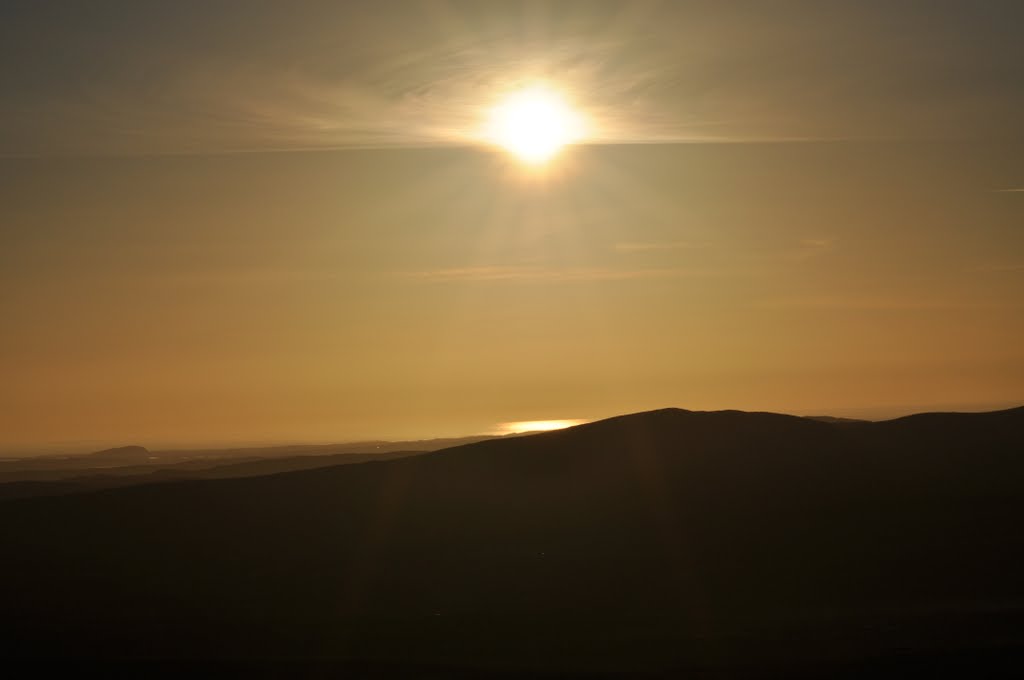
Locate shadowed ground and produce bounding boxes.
[1,407,1023,677]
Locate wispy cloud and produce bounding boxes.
[3,3,1022,156]
[792,238,837,260]
[992,188,1024,193]
[965,263,1024,273]
[613,241,706,253]
[758,295,1017,311]
[400,265,701,283]
[614,237,835,261]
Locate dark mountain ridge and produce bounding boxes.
[0,450,424,501]
[0,434,499,475]
[1,406,1022,676]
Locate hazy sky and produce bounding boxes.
[1,1,1022,448]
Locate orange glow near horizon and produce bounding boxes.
[2,3,1023,450]
[498,419,587,435]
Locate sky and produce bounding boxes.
[1,1,1022,449]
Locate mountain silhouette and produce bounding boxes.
[0,434,500,480]
[0,450,424,500]
[1,407,1023,676]
[80,444,150,459]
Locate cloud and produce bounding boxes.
[965,263,1024,273]
[2,3,1022,156]
[792,238,837,260]
[757,295,1017,311]
[613,241,706,253]
[405,237,837,283]
[613,237,834,261]
[400,265,700,283]
[992,188,1024,193]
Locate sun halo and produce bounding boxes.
[484,85,585,165]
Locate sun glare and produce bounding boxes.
[498,419,586,434]
[485,85,584,165]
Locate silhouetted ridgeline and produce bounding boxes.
[0,434,498,477]
[1,407,1023,677]
[0,450,423,501]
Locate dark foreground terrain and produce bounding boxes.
[2,407,1023,677]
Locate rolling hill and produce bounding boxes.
[1,407,1022,676]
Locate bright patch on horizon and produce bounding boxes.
[485,85,585,164]
[498,419,586,434]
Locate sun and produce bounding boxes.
[485,85,585,165]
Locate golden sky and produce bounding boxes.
[1,1,1022,448]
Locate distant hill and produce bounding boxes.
[0,444,156,471]
[805,414,868,424]
[1,406,1023,676]
[0,434,500,482]
[0,450,424,501]
[78,444,152,462]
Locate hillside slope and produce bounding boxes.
[1,407,1022,675]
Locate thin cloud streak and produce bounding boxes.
[965,263,1024,273]
[758,295,1019,312]
[610,238,836,263]
[400,265,705,283]
[613,241,706,253]
[2,3,1022,156]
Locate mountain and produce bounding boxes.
[0,450,424,501]
[0,443,157,470]
[1,407,1023,677]
[78,444,152,462]
[805,414,868,424]
[0,434,502,482]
